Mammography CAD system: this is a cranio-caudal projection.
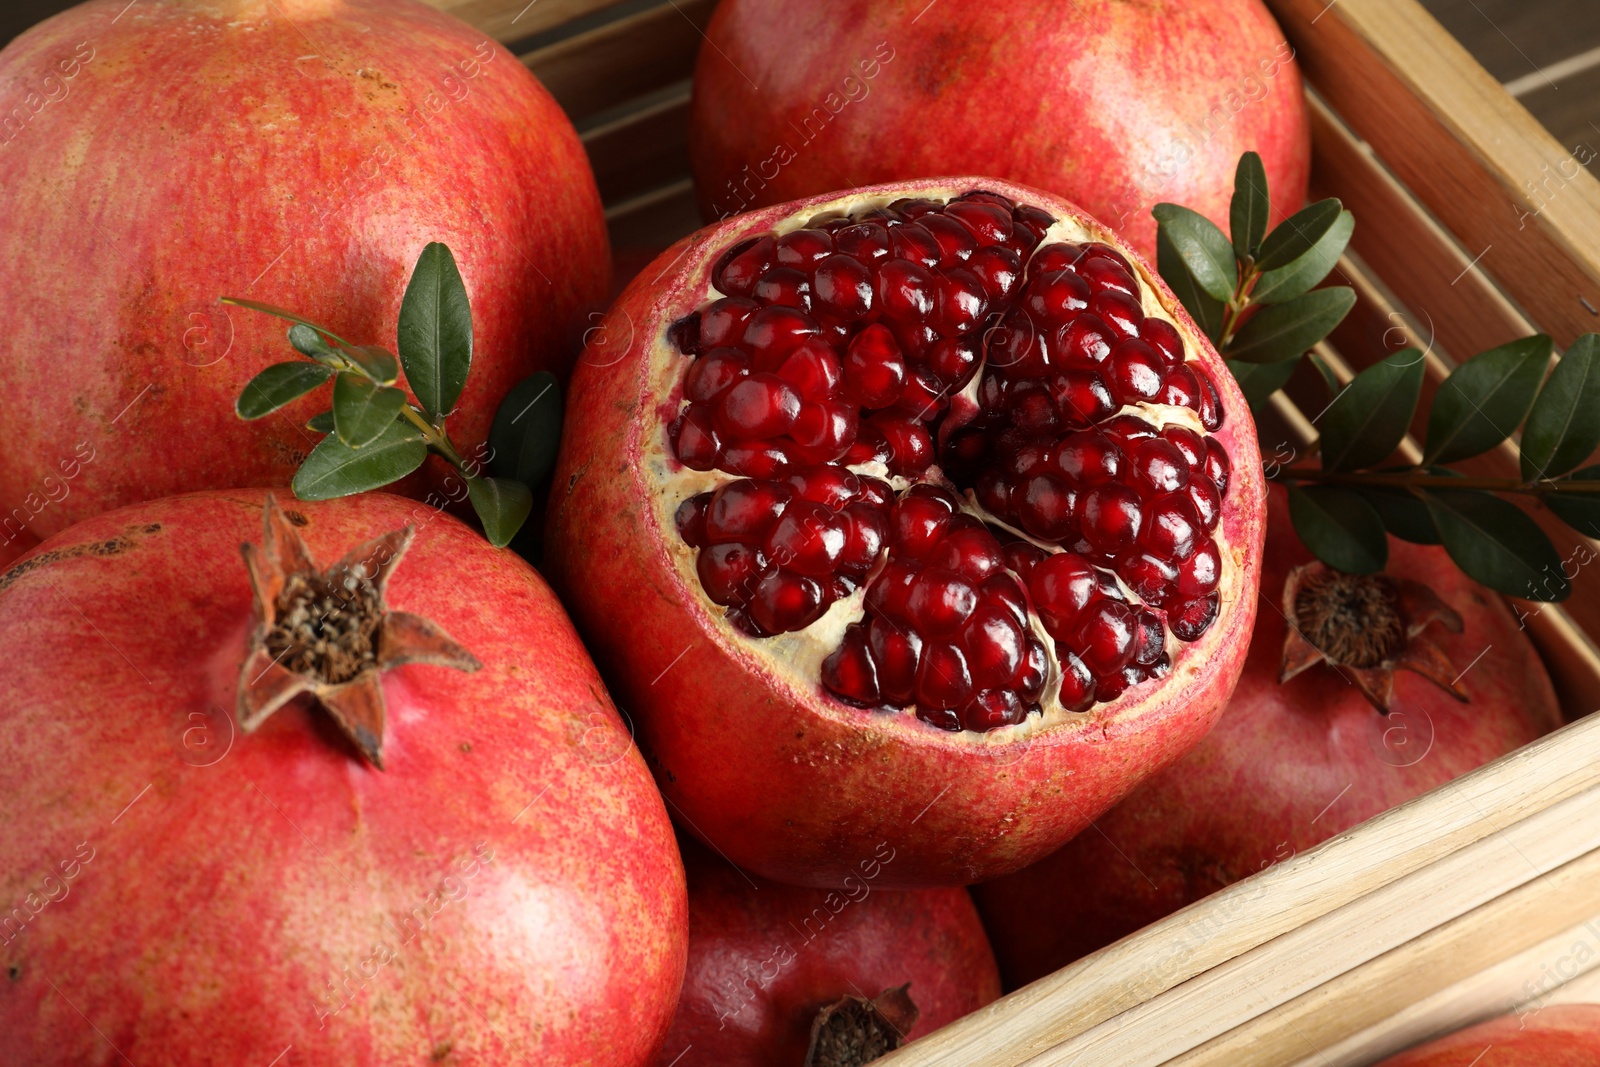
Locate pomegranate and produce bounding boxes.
[0,0,608,538]
[688,0,1310,260]
[976,486,1561,986]
[0,491,686,1065]
[1375,1005,1600,1065]
[545,178,1265,887]
[658,838,1000,1065]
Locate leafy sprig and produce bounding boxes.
[224,243,561,548]
[1154,154,1600,603]
[1154,151,1356,411]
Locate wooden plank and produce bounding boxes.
[1174,844,1600,1066]
[522,0,713,122]
[419,0,625,43]
[1266,0,1600,347]
[606,177,701,251]
[878,713,1600,1067]
[1416,0,1600,84]
[1517,63,1600,162]
[582,91,691,204]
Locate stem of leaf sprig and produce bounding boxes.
[222,242,562,549]
[1154,154,1600,604]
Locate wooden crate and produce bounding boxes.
[422,0,1600,1061]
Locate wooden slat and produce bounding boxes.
[879,713,1600,1066]
[523,0,713,121]
[582,91,692,204]
[419,0,624,44]
[1265,0,1600,347]
[606,177,701,251]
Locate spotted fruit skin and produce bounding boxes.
[688,0,1309,260]
[0,491,685,1066]
[0,0,608,538]
[656,839,999,1066]
[544,178,1266,888]
[975,487,1560,987]
[1374,1006,1600,1065]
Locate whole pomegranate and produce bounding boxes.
[1375,1005,1600,1065]
[659,839,1000,1065]
[976,486,1560,986]
[0,491,686,1065]
[689,0,1310,259]
[545,178,1266,887]
[0,0,608,538]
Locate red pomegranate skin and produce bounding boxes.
[658,840,1000,1065]
[544,177,1266,889]
[975,486,1561,987]
[1376,1005,1600,1065]
[0,0,608,539]
[689,0,1310,260]
[0,491,686,1066]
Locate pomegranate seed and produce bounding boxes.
[671,405,720,470]
[961,606,1025,688]
[1072,600,1136,675]
[834,222,890,262]
[714,234,775,297]
[938,269,988,333]
[765,500,847,577]
[775,228,834,268]
[1029,242,1084,278]
[1081,484,1143,555]
[918,706,963,731]
[1176,539,1221,596]
[920,212,978,266]
[675,493,710,547]
[704,479,794,543]
[1169,592,1220,642]
[1142,318,1185,366]
[697,542,769,606]
[961,688,1028,731]
[842,324,906,408]
[1103,413,1157,441]
[1118,551,1178,606]
[890,486,957,561]
[669,312,701,355]
[1016,472,1078,541]
[906,569,979,636]
[840,503,888,572]
[1009,380,1060,436]
[1131,608,1165,667]
[896,366,949,419]
[1079,256,1137,296]
[685,347,749,403]
[1051,431,1123,486]
[1013,203,1055,231]
[872,412,934,477]
[915,642,973,708]
[1083,243,1135,274]
[1141,493,1201,560]
[1056,314,1113,367]
[868,615,922,703]
[985,572,1030,627]
[812,253,874,318]
[715,373,800,440]
[1160,363,1201,409]
[1088,290,1143,340]
[1195,367,1225,431]
[1186,478,1221,533]
[742,305,820,369]
[748,570,829,634]
[775,340,842,403]
[943,201,1013,246]
[888,223,941,268]
[888,197,942,219]
[1127,438,1190,495]
[1203,436,1231,493]
[1001,541,1047,581]
[929,338,980,386]
[1028,552,1098,637]
[876,259,937,322]
[1056,649,1094,712]
[857,477,893,509]
[1162,425,1206,469]
[1026,270,1091,325]
[754,267,812,311]
[1017,638,1049,702]
[1108,339,1165,404]
[967,245,1023,302]
[790,401,857,461]
[842,421,892,466]
[699,297,759,348]
[787,465,858,508]
[822,624,879,706]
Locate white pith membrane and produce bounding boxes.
[643,188,1244,740]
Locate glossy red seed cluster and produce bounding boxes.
[667,192,1230,732]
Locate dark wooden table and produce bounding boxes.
[3,0,1594,183]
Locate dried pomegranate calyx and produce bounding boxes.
[805,983,919,1067]
[1279,561,1467,713]
[237,496,481,768]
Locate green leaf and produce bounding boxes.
[398,242,473,418]
[346,345,400,386]
[293,419,427,501]
[1227,355,1302,412]
[1545,465,1600,538]
[1423,489,1569,601]
[1226,286,1356,364]
[220,297,351,348]
[467,476,534,548]
[1522,334,1600,480]
[235,362,333,420]
[1318,349,1426,472]
[489,372,564,485]
[1156,226,1226,342]
[1287,485,1388,573]
[1251,210,1354,304]
[307,410,336,433]
[1229,152,1270,261]
[1359,486,1440,544]
[288,323,340,365]
[1423,334,1550,465]
[1254,198,1344,272]
[1152,203,1237,302]
[332,372,408,449]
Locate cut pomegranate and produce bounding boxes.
[549,179,1265,887]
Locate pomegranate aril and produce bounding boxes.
[929,338,980,386]
[918,706,963,732]
[842,422,892,466]
[872,412,934,477]
[1142,318,1185,366]
[1169,591,1220,642]
[1083,243,1135,275]
[812,253,874,318]
[984,572,1030,628]
[1177,538,1221,596]
[747,570,829,634]
[1002,540,1047,582]
[1087,290,1143,341]
[1131,608,1165,667]
[1026,270,1091,325]
[920,212,978,266]
[787,465,858,508]
[1141,493,1201,561]
[1103,413,1158,442]
[890,486,958,561]
[790,401,857,460]
[888,223,941,268]
[1052,370,1117,427]
[1056,313,1113,367]
[895,365,949,419]
[1162,425,1206,470]
[704,478,794,543]
[857,476,893,509]
[753,267,812,311]
[675,493,711,547]
[876,259,938,322]
[1052,431,1123,486]
[742,305,820,368]
[1127,438,1190,495]
[1160,363,1201,409]
[698,297,760,349]
[868,615,922,703]
[685,347,749,403]
[843,324,906,408]
[1203,436,1231,493]
[1079,256,1137,296]
[1028,551,1098,637]
[915,642,973,709]
[1055,649,1094,712]
[961,606,1025,688]
[943,201,1013,246]
[715,373,800,440]
[834,221,890,262]
[1029,242,1084,278]
[697,542,769,606]
[1017,472,1078,541]
[906,569,979,636]
[1082,483,1143,555]
[986,307,1048,378]
[933,525,1007,582]
[774,228,834,269]
[967,245,1023,302]
[672,405,721,470]
[1195,366,1225,431]
[774,339,842,402]
[1117,551,1177,606]
[888,197,942,220]
[938,269,988,333]
[1094,670,1131,703]
[822,624,879,706]
[961,689,1028,731]
[669,312,701,355]
[764,500,847,577]
[1108,339,1165,404]
[1013,203,1055,232]
[1072,599,1136,675]
[1010,380,1061,436]
[1186,477,1222,533]
[714,234,775,297]
[840,503,888,572]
